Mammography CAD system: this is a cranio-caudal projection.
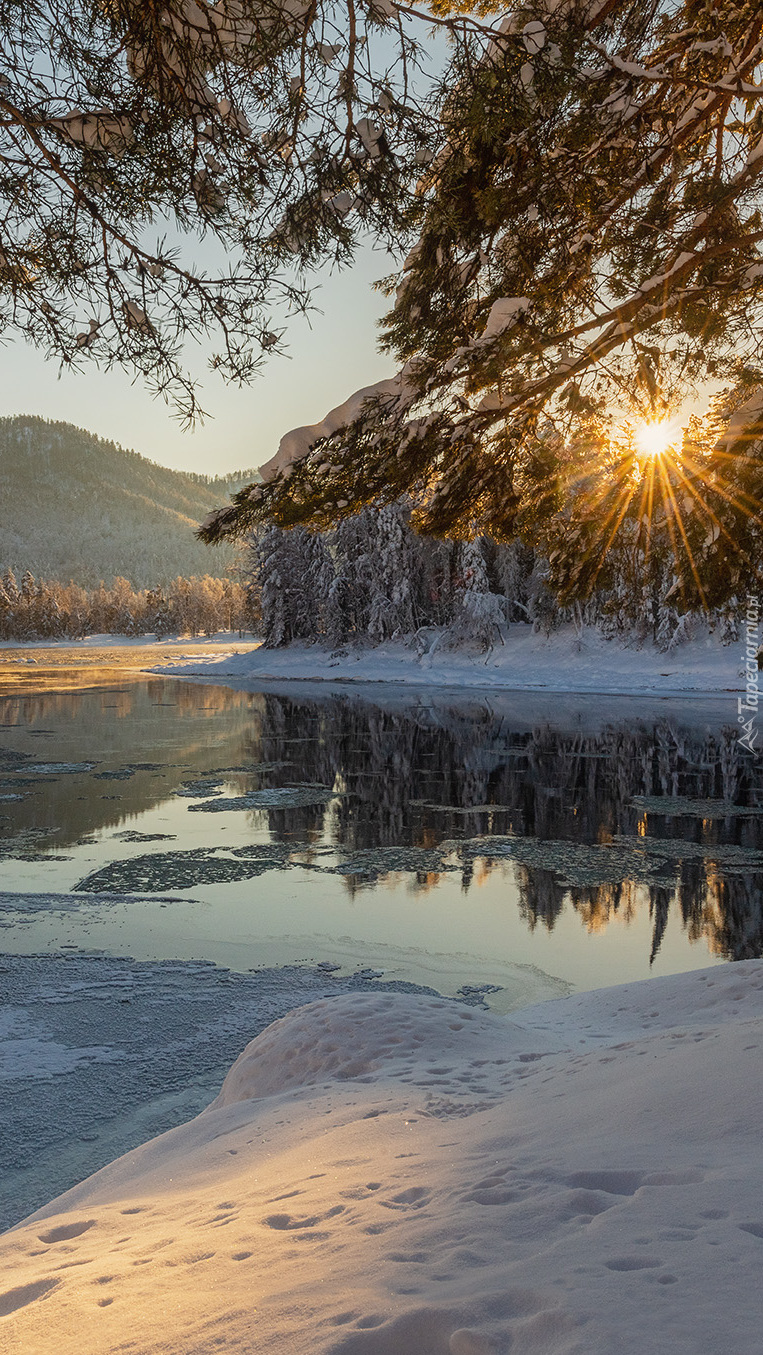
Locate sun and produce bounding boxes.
[633,418,680,460]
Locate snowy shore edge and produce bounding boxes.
[2,961,762,1353]
[152,623,748,697]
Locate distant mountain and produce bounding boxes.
[0,416,254,587]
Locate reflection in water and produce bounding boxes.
[1,679,762,967]
[245,690,763,964]
[0,679,262,846]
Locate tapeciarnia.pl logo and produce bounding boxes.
[738,595,760,754]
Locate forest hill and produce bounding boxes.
[0,571,255,641]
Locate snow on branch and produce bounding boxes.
[260,366,418,482]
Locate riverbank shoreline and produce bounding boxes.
[0,635,259,695]
[151,623,749,698]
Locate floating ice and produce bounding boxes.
[23,763,97,775]
[73,849,291,894]
[188,786,341,812]
[632,796,763,818]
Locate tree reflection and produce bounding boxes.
[246,692,763,964]
[3,678,762,966]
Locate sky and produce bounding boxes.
[0,241,396,479]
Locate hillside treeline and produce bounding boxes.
[0,571,256,640]
[0,416,252,587]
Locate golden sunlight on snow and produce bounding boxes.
[2,973,763,1354]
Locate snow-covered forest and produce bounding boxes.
[248,502,741,652]
[0,571,255,641]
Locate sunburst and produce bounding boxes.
[548,401,763,613]
[633,418,681,461]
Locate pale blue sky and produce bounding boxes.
[0,241,396,478]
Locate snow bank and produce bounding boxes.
[3,962,763,1353]
[153,622,747,696]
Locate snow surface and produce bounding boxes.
[153,622,748,696]
[2,961,762,1352]
[0,955,446,1232]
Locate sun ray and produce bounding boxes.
[601,469,639,539]
[584,466,641,591]
[669,458,728,546]
[635,454,656,570]
[654,454,708,609]
[549,396,763,615]
[679,448,763,523]
[652,458,686,600]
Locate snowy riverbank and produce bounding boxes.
[2,961,761,1353]
[153,622,749,696]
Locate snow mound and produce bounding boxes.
[3,965,763,1354]
[211,992,526,1104]
[152,623,747,696]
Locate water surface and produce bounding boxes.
[1,672,761,1008]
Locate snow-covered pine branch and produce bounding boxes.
[0,0,447,422]
[201,0,763,546]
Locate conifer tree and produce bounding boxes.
[367,502,417,642]
[2,569,20,606]
[324,510,378,644]
[302,531,336,639]
[203,0,763,616]
[445,536,506,650]
[255,523,320,645]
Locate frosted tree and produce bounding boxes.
[144,586,173,638]
[254,526,289,646]
[458,537,489,596]
[107,576,140,634]
[367,502,417,642]
[32,581,64,638]
[323,510,377,645]
[59,583,90,638]
[0,583,13,638]
[1,569,20,606]
[302,531,336,639]
[416,536,457,628]
[254,523,325,645]
[0,570,19,638]
[249,503,465,647]
[442,536,506,651]
[494,540,534,624]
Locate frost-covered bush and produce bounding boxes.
[0,572,254,640]
[441,588,506,653]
